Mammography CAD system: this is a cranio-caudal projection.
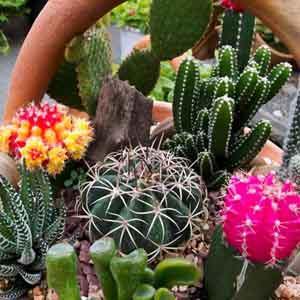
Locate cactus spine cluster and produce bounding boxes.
[46,237,202,300]
[205,173,300,300]
[0,166,65,299]
[80,145,206,260]
[279,90,300,186]
[164,45,292,188]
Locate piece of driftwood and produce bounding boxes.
[87,77,153,162]
[150,117,175,147]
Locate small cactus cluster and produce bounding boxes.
[48,21,113,115]
[46,237,202,300]
[80,145,206,260]
[205,173,300,300]
[279,90,300,186]
[164,45,292,188]
[0,102,93,175]
[0,166,65,299]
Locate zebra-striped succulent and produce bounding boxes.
[80,145,206,260]
[165,45,291,188]
[0,166,65,299]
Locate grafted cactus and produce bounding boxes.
[0,166,65,299]
[80,146,206,260]
[205,173,300,300]
[46,238,202,300]
[165,45,291,188]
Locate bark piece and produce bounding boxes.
[88,77,153,162]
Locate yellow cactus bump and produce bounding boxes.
[0,102,93,175]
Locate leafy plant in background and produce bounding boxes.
[164,45,292,189]
[0,0,29,54]
[0,166,65,299]
[80,145,207,260]
[0,102,93,175]
[46,237,202,300]
[111,0,151,34]
[205,173,300,300]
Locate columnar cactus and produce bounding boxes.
[279,90,300,185]
[220,0,255,71]
[205,173,300,300]
[46,238,202,300]
[80,145,206,260]
[0,166,65,299]
[0,102,93,175]
[165,45,292,188]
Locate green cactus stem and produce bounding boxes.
[46,243,81,300]
[173,58,200,133]
[221,10,255,71]
[133,284,156,300]
[90,238,118,300]
[214,45,238,79]
[110,249,148,300]
[154,288,175,300]
[205,226,282,300]
[150,0,213,60]
[154,258,202,289]
[251,45,272,77]
[118,49,161,96]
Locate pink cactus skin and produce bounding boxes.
[220,0,244,12]
[222,173,300,265]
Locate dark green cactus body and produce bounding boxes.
[46,243,80,300]
[215,46,238,79]
[154,288,175,300]
[82,146,205,259]
[0,166,65,299]
[173,58,200,133]
[252,45,271,77]
[118,49,161,96]
[205,226,282,300]
[221,10,255,71]
[150,0,212,60]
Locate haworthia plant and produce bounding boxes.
[164,45,292,188]
[46,238,202,300]
[0,166,65,299]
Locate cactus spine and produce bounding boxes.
[81,146,205,259]
[165,45,291,188]
[46,238,202,300]
[205,173,300,300]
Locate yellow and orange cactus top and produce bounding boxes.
[0,102,93,175]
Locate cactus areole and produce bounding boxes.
[222,173,300,265]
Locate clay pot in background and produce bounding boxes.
[0,153,19,187]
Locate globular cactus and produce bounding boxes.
[165,45,291,188]
[0,166,65,299]
[0,102,93,175]
[48,21,113,116]
[205,173,300,300]
[80,145,206,260]
[150,0,213,61]
[220,1,255,71]
[118,49,161,96]
[46,238,202,300]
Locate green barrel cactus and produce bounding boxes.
[165,45,291,188]
[80,145,206,259]
[46,238,202,300]
[0,166,65,299]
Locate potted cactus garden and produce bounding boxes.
[0,0,300,299]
